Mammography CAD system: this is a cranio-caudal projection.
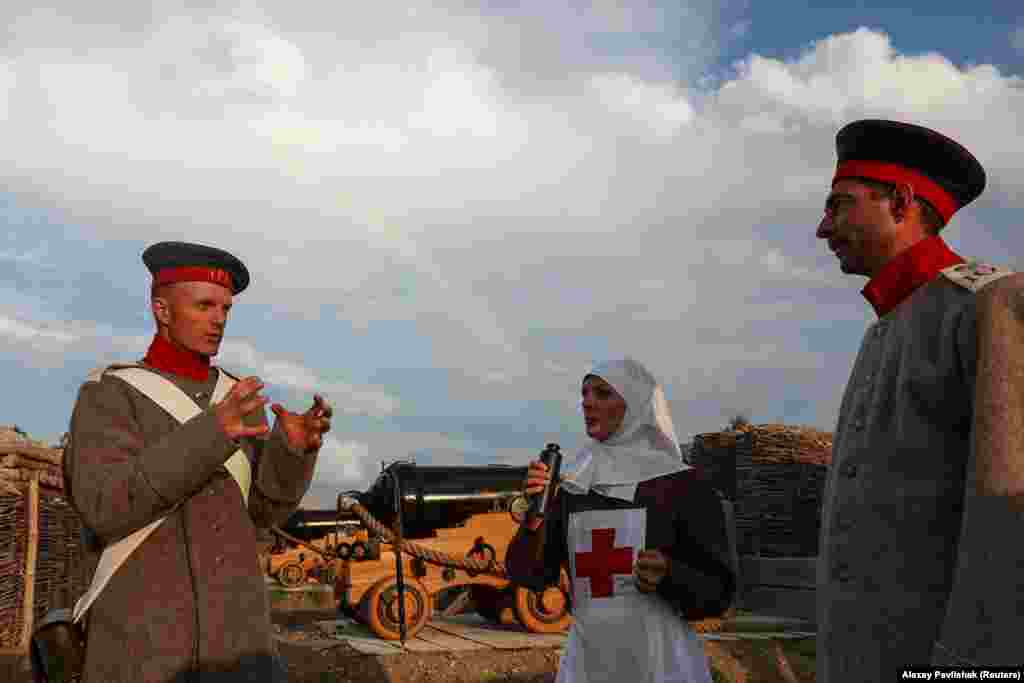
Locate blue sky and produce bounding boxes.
[2,2,1022,507]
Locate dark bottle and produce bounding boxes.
[527,443,562,520]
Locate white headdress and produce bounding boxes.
[560,358,690,501]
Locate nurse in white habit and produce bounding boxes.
[506,358,736,683]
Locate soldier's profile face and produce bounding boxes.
[818,178,902,277]
[154,281,233,357]
[581,375,627,442]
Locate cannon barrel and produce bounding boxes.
[360,463,528,538]
[279,463,530,542]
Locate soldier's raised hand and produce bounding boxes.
[214,376,271,442]
[271,394,332,455]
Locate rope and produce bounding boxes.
[269,525,333,559]
[332,495,727,633]
[338,497,508,578]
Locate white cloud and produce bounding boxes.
[0,315,77,347]
[588,73,694,137]
[2,12,1024,453]
[217,339,399,416]
[0,59,14,122]
[0,305,399,416]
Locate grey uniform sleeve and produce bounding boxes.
[934,273,1024,667]
[246,420,319,529]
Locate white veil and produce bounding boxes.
[560,358,690,501]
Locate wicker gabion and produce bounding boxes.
[0,426,86,654]
[692,423,832,558]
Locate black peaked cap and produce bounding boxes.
[142,241,250,294]
[836,119,986,211]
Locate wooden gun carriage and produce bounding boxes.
[269,461,572,642]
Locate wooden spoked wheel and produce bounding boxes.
[277,561,306,588]
[362,576,433,640]
[513,570,573,633]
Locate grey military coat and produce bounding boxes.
[818,261,1024,680]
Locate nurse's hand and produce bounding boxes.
[522,460,555,531]
[635,549,670,593]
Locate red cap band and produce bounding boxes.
[833,160,959,225]
[153,266,234,291]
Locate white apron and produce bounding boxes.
[557,507,712,683]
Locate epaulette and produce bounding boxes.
[84,363,143,384]
[940,260,1015,294]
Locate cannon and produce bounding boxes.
[293,460,574,642]
[356,461,529,537]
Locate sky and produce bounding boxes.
[2,1,1023,508]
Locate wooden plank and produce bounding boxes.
[519,633,569,648]
[443,614,569,648]
[427,620,548,650]
[739,586,817,621]
[20,474,39,649]
[340,636,406,656]
[740,557,817,589]
[395,637,446,653]
[705,632,816,641]
[722,615,815,633]
[316,619,366,639]
[416,626,489,652]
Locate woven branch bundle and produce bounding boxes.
[0,446,63,467]
[0,442,81,651]
[1,453,62,473]
[692,423,832,557]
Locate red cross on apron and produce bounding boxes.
[574,528,635,599]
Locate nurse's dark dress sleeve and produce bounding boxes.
[504,487,569,593]
[654,477,737,620]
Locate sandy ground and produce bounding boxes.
[273,608,817,683]
[1,607,816,682]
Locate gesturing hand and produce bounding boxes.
[271,394,333,455]
[635,549,671,593]
[214,376,272,442]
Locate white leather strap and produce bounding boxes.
[109,368,252,505]
[73,366,252,623]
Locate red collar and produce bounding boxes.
[861,236,964,317]
[142,333,211,382]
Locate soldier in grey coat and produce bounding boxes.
[65,242,332,682]
[815,119,1024,680]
